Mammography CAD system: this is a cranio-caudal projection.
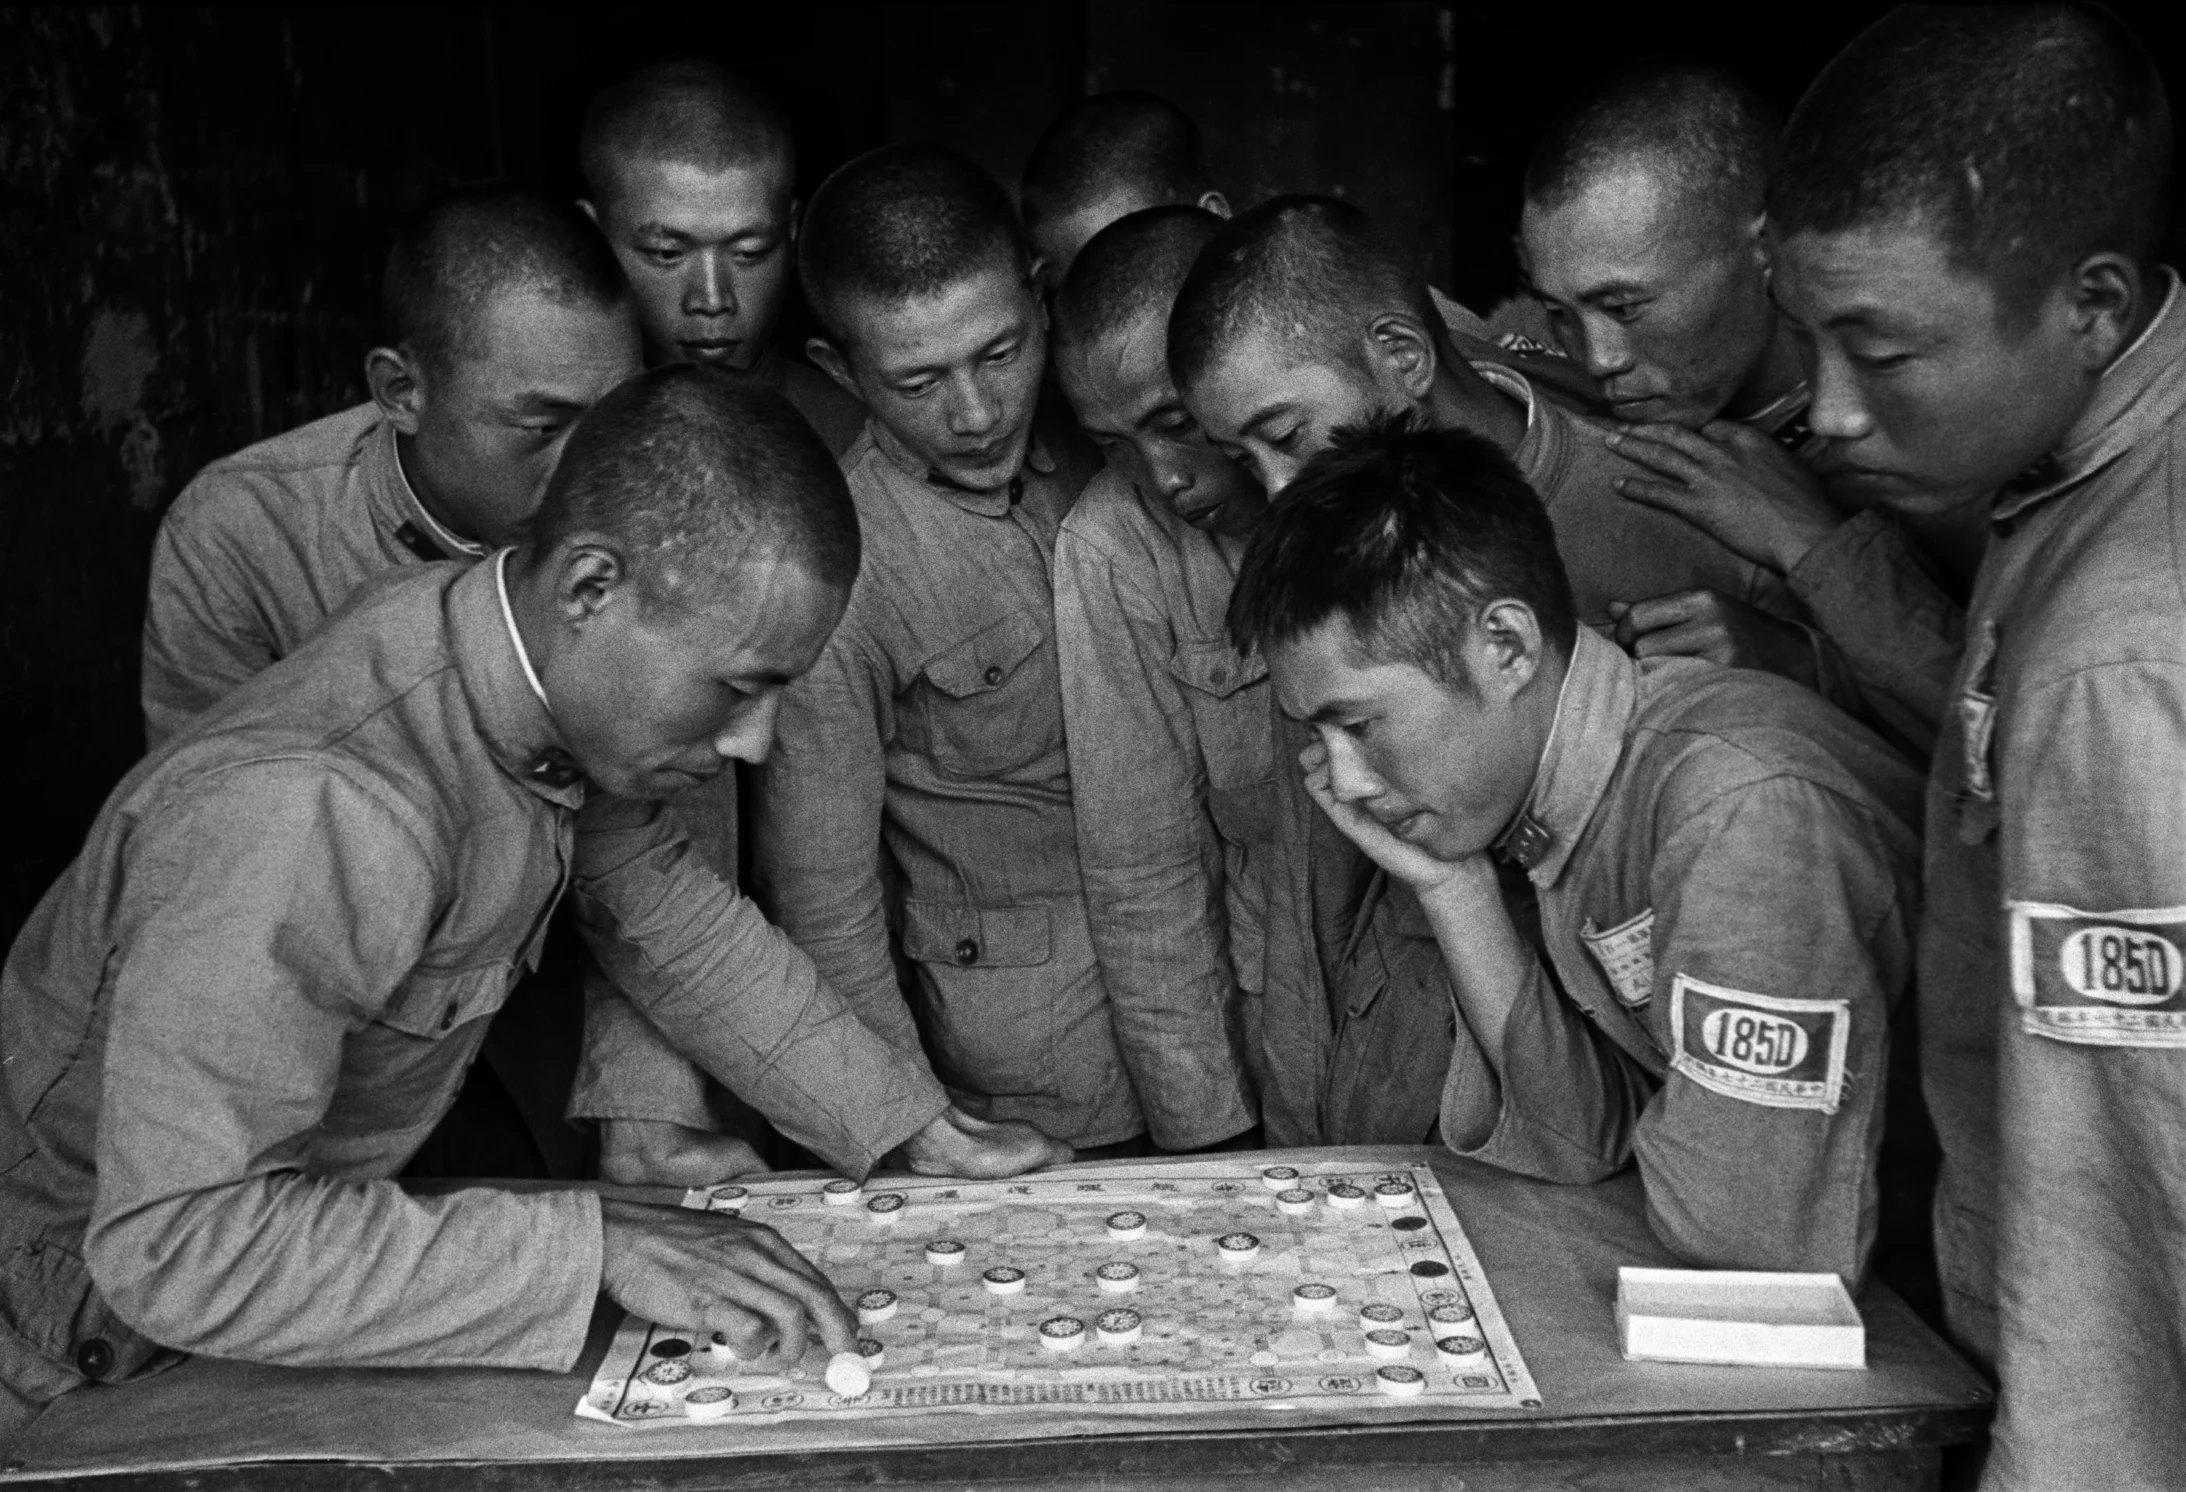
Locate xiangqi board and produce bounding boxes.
[577,1156,1540,1428]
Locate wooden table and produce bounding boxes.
[0,1149,1990,1491]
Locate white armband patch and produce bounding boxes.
[1580,908,1655,1009]
[1668,975,1850,1114]
[2009,901,2186,1047]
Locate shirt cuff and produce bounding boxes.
[527,1188,608,1372]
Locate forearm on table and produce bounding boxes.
[86,1177,602,1370]
[1633,1105,1882,1279]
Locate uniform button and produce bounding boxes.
[76,1338,114,1379]
[983,665,1004,687]
[954,938,980,966]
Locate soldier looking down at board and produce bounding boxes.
[0,366,1064,1449]
[1230,416,1922,1280]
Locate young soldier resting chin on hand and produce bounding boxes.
[1228,416,1923,1280]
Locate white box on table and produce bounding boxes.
[1615,1267,1866,1370]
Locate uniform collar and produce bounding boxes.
[392,437,490,559]
[363,416,489,563]
[445,555,587,807]
[1494,628,1636,889]
[1991,268,2184,525]
[868,423,1058,518]
[1471,361,1540,439]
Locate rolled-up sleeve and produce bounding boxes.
[86,762,603,1371]
[1636,776,1908,1279]
[1053,528,1255,1149]
[1787,510,1964,759]
[572,792,948,1175]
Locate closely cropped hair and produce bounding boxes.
[579,59,794,201]
[1771,4,2171,315]
[535,364,860,598]
[1227,414,1577,692]
[1526,63,1780,226]
[1053,205,1224,355]
[1020,92,1215,229]
[383,185,628,374]
[1168,196,1438,394]
[798,144,1032,345]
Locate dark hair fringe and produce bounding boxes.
[1226,412,1577,691]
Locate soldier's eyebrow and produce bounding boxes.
[1239,400,1299,438]
[1305,697,1371,723]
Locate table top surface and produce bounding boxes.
[1,1147,1991,1488]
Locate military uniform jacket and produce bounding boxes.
[0,561,947,1407]
[1447,629,1922,1279]
[1052,468,1266,1147]
[1921,274,2186,1492]
[741,415,1176,1148]
[139,403,482,749]
[1255,365,1821,1150]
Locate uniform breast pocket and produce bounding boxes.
[1166,640,1271,794]
[916,611,1058,778]
[899,900,1057,1096]
[322,965,513,1138]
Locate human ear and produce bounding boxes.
[364,346,426,435]
[2067,252,2145,372]
[1473,598,1546,698]
[1199,190,1233,221]
[1366,312,1440,400]
[554,538,629,630]
[1746,211,1772,271]
[806,336,859,400]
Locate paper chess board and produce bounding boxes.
[578,1155,1539,1429]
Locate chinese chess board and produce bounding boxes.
[578,1155,1539,1429]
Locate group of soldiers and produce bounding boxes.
[1,6,2179,1488]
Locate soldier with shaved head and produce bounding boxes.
[579,58,865,453]
[1047,206,1276,1144]
[577,146,1256,1161]
[1019,91,1232,294]
[1231,417,1920,1283]
[1522,64,1974,756]
[1168,195,1801,632]
[0,368,1061,1452]
[141,185,643,748]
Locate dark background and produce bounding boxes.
[5,0,2184,949]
